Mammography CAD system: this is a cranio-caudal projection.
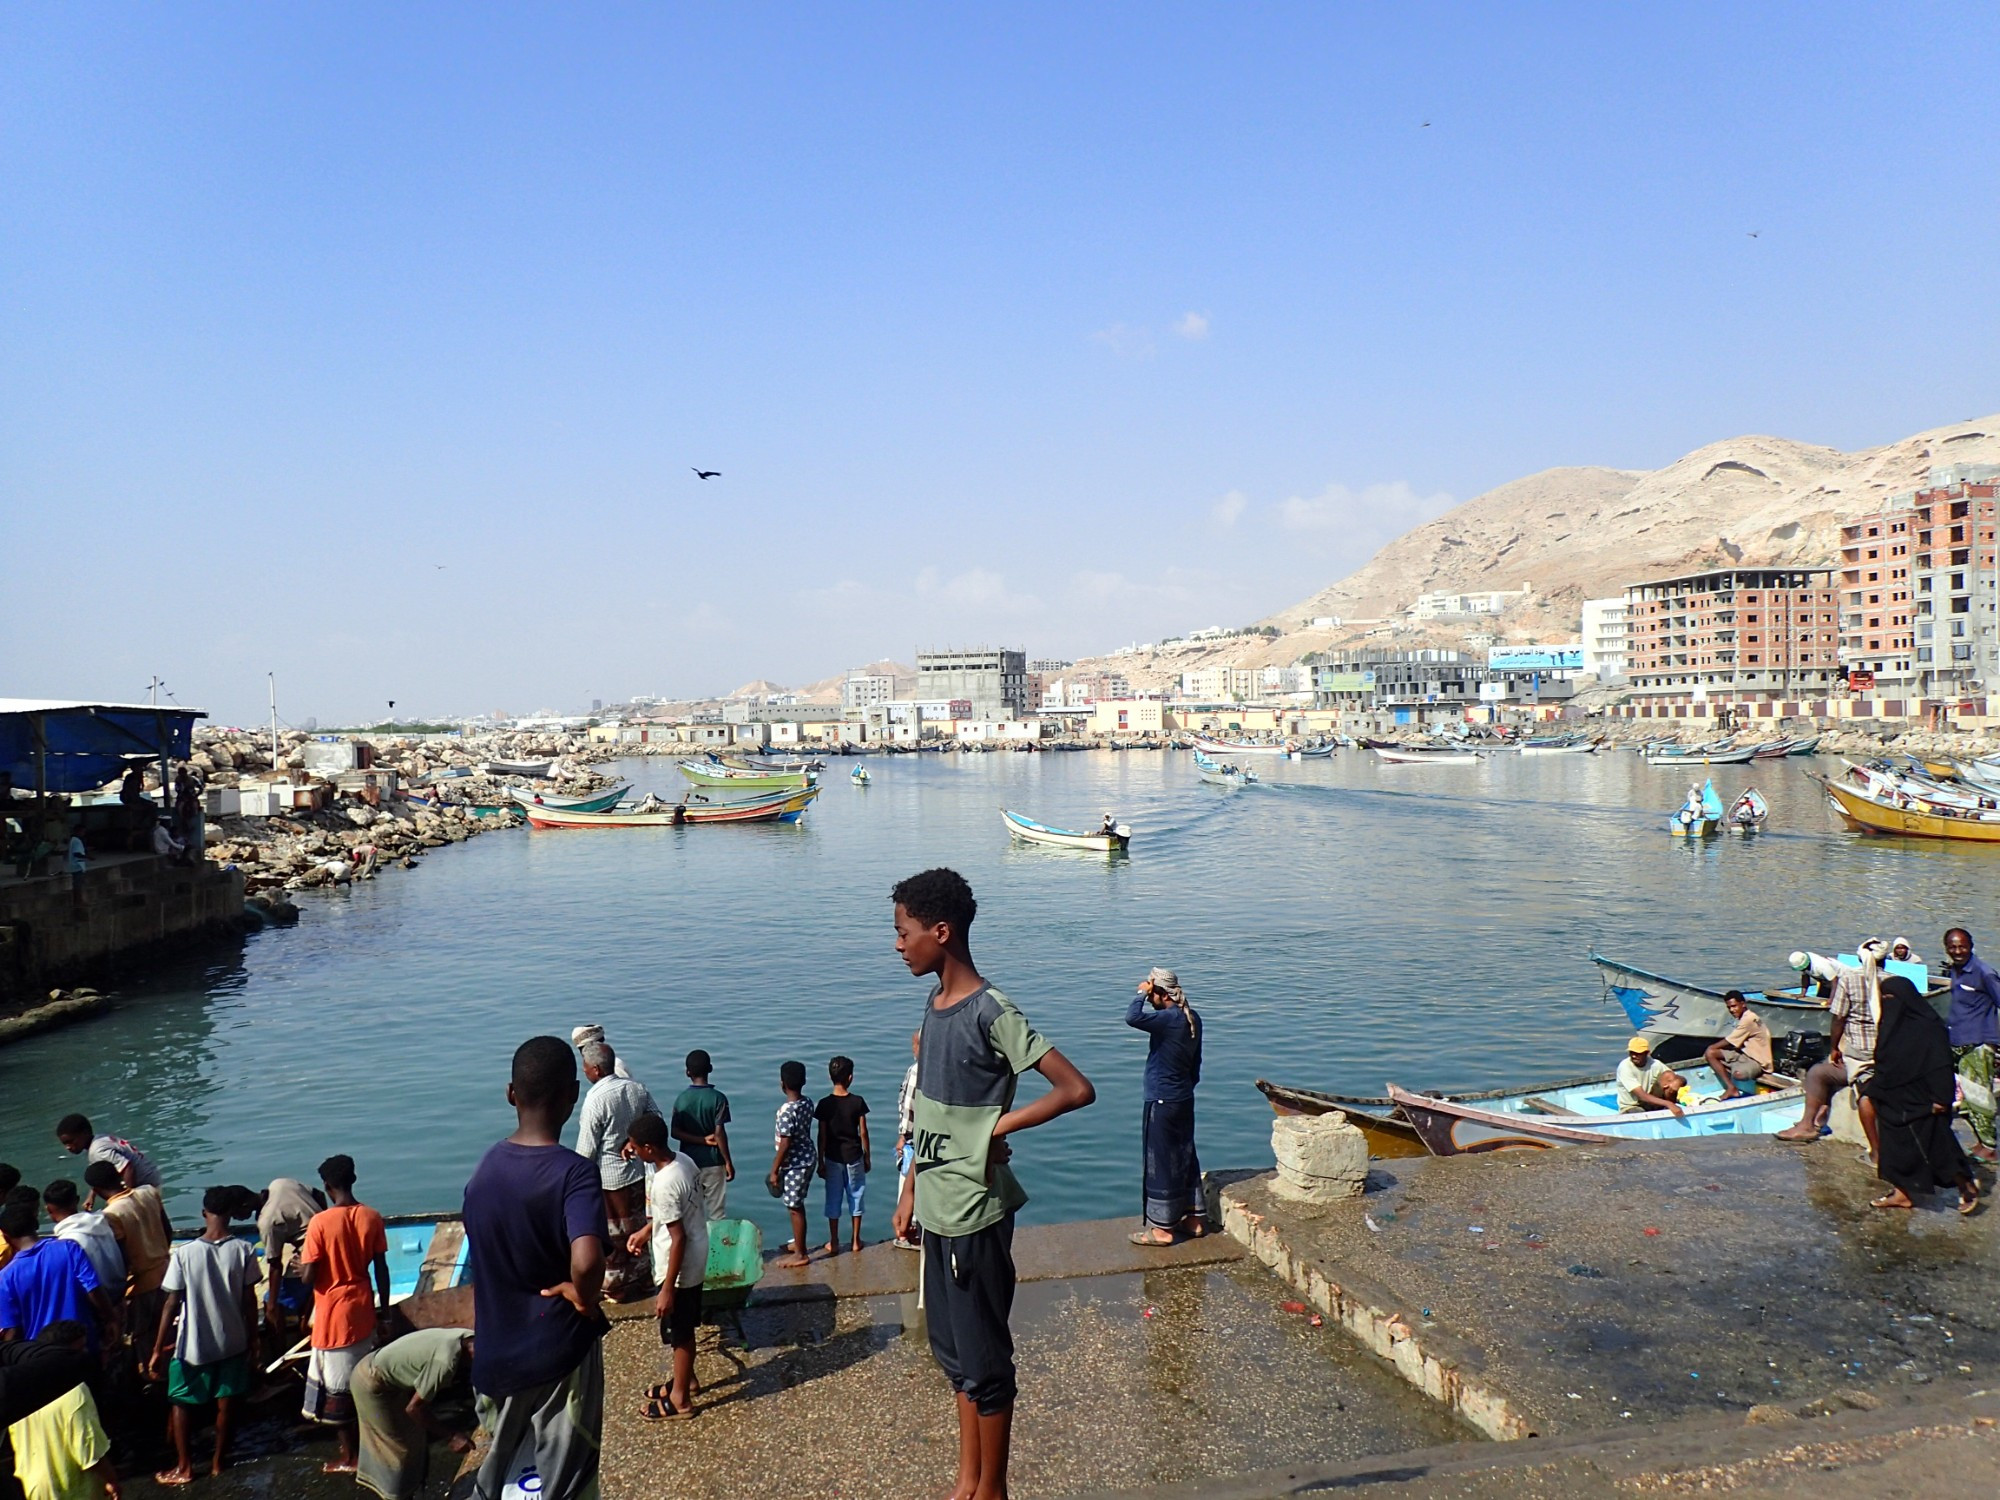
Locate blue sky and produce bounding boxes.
[5,4,1996,723]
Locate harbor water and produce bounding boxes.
[1,749,1993,1252]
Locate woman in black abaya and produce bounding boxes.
[1863,975,1981,1214]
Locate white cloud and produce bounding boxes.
[1211,489,1247,528]
[1173,311,1211,341]
[1090,323,1154,359]
[1278,480,1454,535]
[915,567,1044,615]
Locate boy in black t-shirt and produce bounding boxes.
[813,1057,871,1255]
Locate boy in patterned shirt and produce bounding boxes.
[765,1061,816,1269]
[888,868,1095,1500]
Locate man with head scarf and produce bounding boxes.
[1778,940,1887,1153]
[1863,976,1980,1214]
[569,1026,632,1080]
[1126,967,1205,1246]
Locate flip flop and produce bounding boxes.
[1128,1229,1180,1246]
[1960,1188,1982,1216]
[1869,1194,1912,1210]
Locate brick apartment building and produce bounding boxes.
[1624,568,1841,704]
[1838,469,1999,700]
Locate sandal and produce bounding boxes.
[1960,1186,1981,1216]
[1128,1228,1180,1246]
[1869,1194,1912,1210]
[639,1397,696,1421]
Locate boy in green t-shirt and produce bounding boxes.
[888,867,1094,1500]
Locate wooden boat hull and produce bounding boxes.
[1191,736,1288,757]
[1385,1074,1806,1157]
[481,760,552,778]
[1001,808,1130,852]
[1645,745,1758,766]
[1374,747,1479,764]
[679,762,813,791]
[1519,740,1598,755]
[1255,1080,1428,1157]
[1590,952,1832,1050]
[525,786,819,827]
[509,785,629,813]
[1668,816,1719,837]
[1817,773,2000,842]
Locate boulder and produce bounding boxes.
[1270,1111,1368,1202]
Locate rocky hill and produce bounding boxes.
[1071,412,2000,691]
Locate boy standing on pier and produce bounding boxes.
[766,1062,816,1270]
[462,1037,607,1500]
[670,1050,734,1220]
[297,1154,389,1475]
[888,867,1096,1500]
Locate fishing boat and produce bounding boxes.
[1725,787,1769,833]
[507,784,630,814]
[1373,745,1480,765]
[1669,777,1725,838]
[522,785,820,827]
[1191,735,1289,757]
[1815,773,2000,843]
[722,754,822,773]
[678,761,815,791]
[481,759,552,778]
[850,767,870,786]
[1519,735,1599,755]
[175,1211,469,1304]
[1289,742,1337,759]
[1750,737,1797,760]
[1193,748,1258,786]
[1000,808,1130,852]
[1384,1069,1805,1156]
[1590,952,1835,1056]
[1644,743,1757,766]
[1785,733,1823,756]
[1254,1080,1426,1158]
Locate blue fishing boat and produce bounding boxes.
[1386,1068,1805,1156]
[508,784,630,814]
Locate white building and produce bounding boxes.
[1580,597,1628,681]
[841,673,896,711]
[1259,664,1311,696]
[1178,666,1258,701]
[1410,583,1535,620]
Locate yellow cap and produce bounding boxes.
[1627,1035,1652,1054]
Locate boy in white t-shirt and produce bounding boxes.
[624,1113,707,1419]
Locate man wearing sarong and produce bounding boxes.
[571,1042,657,1303]
[464,1037,608,1500]
[1945,928,2000,1162]
[1126,967,1206,1245]
[353,1326,474,1500]
[297,1154,389,1476]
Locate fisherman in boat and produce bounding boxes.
[1889,936,1923,966]
[1675,783,1703,832]
[1702,991,1772,1099]
[1615,1037,1684,1116]
[1099,812,1118,837]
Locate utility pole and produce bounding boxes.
[269,673,280,770]
[148,676,165,705]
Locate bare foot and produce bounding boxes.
[154,1470,195,1488]
[323,1461,358,1475]
[776,1253,810,1269]
[821,1242,841,1257]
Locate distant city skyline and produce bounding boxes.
[6,5,1997,723]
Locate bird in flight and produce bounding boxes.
[692,468,721,480]
[434,564,447,570]
[1747,231,1759,238]
[1421,121,1430,128]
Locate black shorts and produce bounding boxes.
[922,1213,1016,1415]
[658,1283,704,1349]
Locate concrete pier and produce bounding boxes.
[1221,1134,2000,1443]
[0,853,243,1006]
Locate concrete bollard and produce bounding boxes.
[1271,1111,1368,1202]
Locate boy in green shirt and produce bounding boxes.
[888,868,1094,1500]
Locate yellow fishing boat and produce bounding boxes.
[1815,773,2000,843]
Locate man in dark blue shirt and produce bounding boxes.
[463,1037,608,1500]
[1126,966,1205,1246]
[1944,929,2000,1161]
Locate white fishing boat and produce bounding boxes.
[1191,735,1289,757]
[1374,746,1480,765]
[1000,808,1130,852]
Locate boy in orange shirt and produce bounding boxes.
[296,1153,390,1475]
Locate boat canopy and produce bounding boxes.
[0,698,205,794]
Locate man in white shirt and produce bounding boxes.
[572,1042,656,1301]
[42,1179,125,1291]
[624,1113,707,1419]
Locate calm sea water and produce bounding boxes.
[3,749,1995,1248]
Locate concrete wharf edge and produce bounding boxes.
[1219,1171,1533,1441]
[593,1214,1245,1320]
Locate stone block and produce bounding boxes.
[1270,1112,1367,1201]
